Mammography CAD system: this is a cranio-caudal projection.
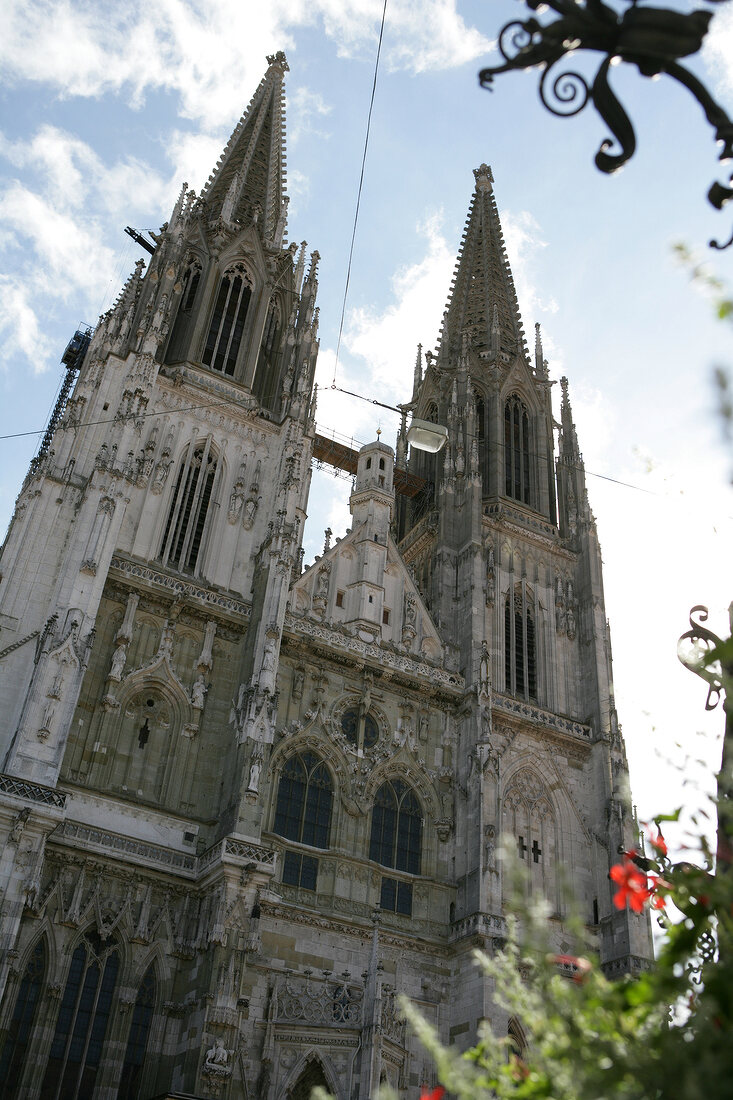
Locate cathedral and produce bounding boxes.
[0,52,651,1100]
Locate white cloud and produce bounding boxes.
[0,125,174,369]
[702,3,733,101]
[288,87,333,145]
[344,210,454,397]
[0,275,54,371]
[502,208,559,322]
[0,1,491,130]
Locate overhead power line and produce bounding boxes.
[332,0,389,385]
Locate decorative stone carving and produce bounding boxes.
[9,807,30,844]
[191,673,207,709]
[108,641,127,681]
[402,592,417,646]
[228,460,247,524]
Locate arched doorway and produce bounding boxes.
[287,1059,331,1100]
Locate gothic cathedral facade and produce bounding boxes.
[0,53,651,1100]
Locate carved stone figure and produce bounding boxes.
[9,807,30,844]
[247,760,262,793]
[204,1037,231,1068]
[479,640,491,695]
[315,561,331,601]
[191,674,207,709]
[49,669,65,698]
[109,642,127,681]
[243,496,259,529]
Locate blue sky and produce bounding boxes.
[1,0,731,831]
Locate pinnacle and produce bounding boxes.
[201,53,289,244]
[438,167,526,366]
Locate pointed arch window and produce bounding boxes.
[159,440,217,573]
[504,394,531,504]
[179,261,202,313]
[0,938,46,1098]
[118,964,157,1100]
[273,751,333,890]
[254,298,281,409]
[370,779,422,915]
[202,263,252,376]
[504,587,537,700]
[40,929,119,1100]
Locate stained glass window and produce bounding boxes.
[341,707,379,749]
[40,929,119,1100]
[273,752,333,850]
[0,938,46,1098]
[118,964,156,1099]
[370,779,422,875]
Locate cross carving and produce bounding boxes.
[532,839,542,864]
[517,835,527,860]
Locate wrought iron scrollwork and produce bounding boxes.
[479,0,733,248]
[677,604,726,712]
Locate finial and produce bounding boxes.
[376,427,382,439]
[473,163,494,191]
[266,51,289,73]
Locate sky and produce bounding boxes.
[0,0,731,841]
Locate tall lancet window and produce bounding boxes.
[504,585,537,700]
[0,938,46,1097]
[254,298,281,408]
[40,929,119,1100]
[160,441,218,573]
[202,263,252,376]
[179,260,202,313]
[273,751,334,891]
[118,964,157,1100]
[504,394,531,505]
[370,778,422,915]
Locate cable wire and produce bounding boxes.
[332,0,389,385]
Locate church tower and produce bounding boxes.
[0,60,650,1100]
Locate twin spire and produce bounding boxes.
[202,51,289,245]
[437,163,527,367]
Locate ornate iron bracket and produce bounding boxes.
[479,0,733,248]
[677,604,729,711]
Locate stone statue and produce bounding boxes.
[247,760,262,793]
[479,640,491,695]
[109,642,127,681]
[9,807,30,844]
[191,674,207,709]
[244,496,259,529]
[204,1037,230,1068]
[315,561,331,600]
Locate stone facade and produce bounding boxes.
[0,53,651,1100]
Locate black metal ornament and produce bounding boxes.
[479,0,733,248]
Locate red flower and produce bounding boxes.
[420,1089,445,1100]
[647,828,668,857]
[610,859,651,913]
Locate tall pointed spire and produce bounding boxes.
[201,52,289,244]
[438,164,527,364]
[559,376,581,464]
[411,343,423,401]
